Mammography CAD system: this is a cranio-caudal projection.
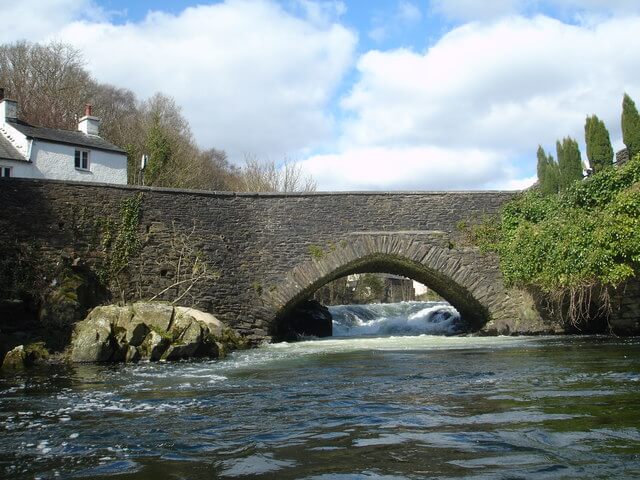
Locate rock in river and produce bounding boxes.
[69,302,246,363]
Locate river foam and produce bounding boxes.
[330,301,466,337]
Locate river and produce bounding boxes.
[1,301,640,479]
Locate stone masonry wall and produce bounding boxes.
[0,178,570,341]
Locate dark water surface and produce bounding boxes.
[1,335,640,479]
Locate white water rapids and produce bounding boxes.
[329,301,466,337]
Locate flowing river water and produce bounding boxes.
[1,301,640,479]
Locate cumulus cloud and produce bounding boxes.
[344,15,640,150]
[47,0,356,162]
[306,14,640,190]
[0,0,108,43]
[299,146,515,191]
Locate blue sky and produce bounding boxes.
[2,0,640,190]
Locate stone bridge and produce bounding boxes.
[1,179,550,342]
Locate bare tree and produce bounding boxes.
[0,41,93,129]
[236,154,317,192]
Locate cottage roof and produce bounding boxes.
[7,119,126,154]
[0,132,25,162]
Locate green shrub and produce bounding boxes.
[475,154,640,322]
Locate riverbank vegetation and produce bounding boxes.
[468,95,640,325]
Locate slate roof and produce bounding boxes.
[0,132,26,162]
[7,119,126,154]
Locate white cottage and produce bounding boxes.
[0,90,127,184]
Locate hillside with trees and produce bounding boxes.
[0,40,314,192]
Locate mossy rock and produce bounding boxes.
[24,342,49,366]
[2,345,26,370]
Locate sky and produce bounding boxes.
[2,0,640,191]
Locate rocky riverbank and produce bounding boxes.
[1,302,247,369]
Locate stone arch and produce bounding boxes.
[264,233,521,337]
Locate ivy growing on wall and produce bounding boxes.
[466,154,640,325]
[97,192,143,302]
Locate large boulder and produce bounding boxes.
[68,302,243,363]
[69,310,115,362]
[2,345,25,370]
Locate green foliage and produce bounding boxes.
[622,93,640,160]
[23,342,49,365]
[353,273,386,303]
[252,281,263,296]
[536,146,560,195]
[98,193,143,299]
[144,117,172,185]
[308,245,325,260]
[585,115,614,173]
[557,137,584,191]
[479,154,640,296]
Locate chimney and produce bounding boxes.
[78,104,100,135]
[0,88,18,123]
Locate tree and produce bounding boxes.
[622,93,640,160]
[536,146,559,195]
[144,116,173,185]
[236,154,317,192]
[585,115,614,174]
[0,41,92,129]
[557,137,583,191]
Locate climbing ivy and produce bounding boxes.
[471,154,640,323]
[97,193,143,300]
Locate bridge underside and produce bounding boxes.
[263,233,547,339]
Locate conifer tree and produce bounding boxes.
[622,93,640,160]
[536,145,547,187]
[557,137,583,191]
[543,156,560,195]
[585,115,614,173]
[536,145,559,196]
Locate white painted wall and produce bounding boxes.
[1,140,127,184]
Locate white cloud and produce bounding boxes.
[292,0,347,26]
[316,14,640,190]
[299,146,514,191]
[398,2,422,23]
[369,1,422,43]
[0,0,108,43]
[44,0,356,162]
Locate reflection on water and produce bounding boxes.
[1,335,640,479]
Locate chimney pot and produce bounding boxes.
[85,104,93,116]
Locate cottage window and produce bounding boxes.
[1,166,11,178]
[74,149,90,170]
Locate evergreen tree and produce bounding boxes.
[536,145,547,187]
[557,137,583,191]
[622,93,640,160]
[585,115,614,173]
[144,116,172,185]
[542,156,560,195]
[536,145,561,195]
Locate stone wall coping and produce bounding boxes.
[348,230,447,235]
[3,177,518,198]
